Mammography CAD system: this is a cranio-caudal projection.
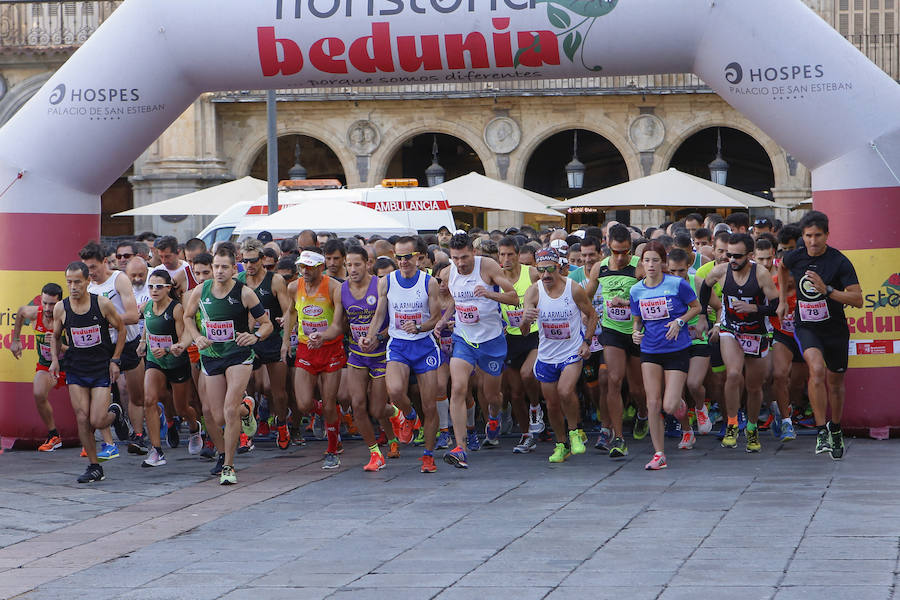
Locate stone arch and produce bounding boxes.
[231,126,354,186]
[657,117,788,190]
[0,71,53,126]
[510,120,641,189]
[371,120,493,185]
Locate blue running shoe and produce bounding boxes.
[664,416,681,438]
[771,414,783,439]
[715,420,727,440]
[97,442,119,461]
[737,409,747,432]
[443,446,468,469]
[486,417,501,443]
[158,402,168,443]
[466,429,481,451]
[435,430,452,450]
[780,420,797,442]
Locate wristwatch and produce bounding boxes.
[376,333,387,343]
[415,324,422,332]
[254,331,263,342]
[675,318,685,328]
[110,358,122,367]
[826,285,835,297]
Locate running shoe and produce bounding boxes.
[737,409,748,432]
[569,430,586,455]
[322,452,341,469]
[387,440,400,459]
[257,420,271,438]
[696,404,712,435]
[715,420,727,440]
[529,405,545,434]
[158,406,168,444]
[435,429,452,450]
[466,429,481,451]
[633,417,649,440]
[608,436,628,458]
[400,416,421,445]
[291,432,307,446]
[240,396,258,437]
[578,429,588,444]
[80,447,87,457]
[623,404,636,422]
[376,429,388,445]
[500,410,515,436]
[513,435,537,454]
[210,453,225,476]
[200,438,216,459]
[745,427,761,453]
[219,465,237,485]
[108,402,131,442]
[758,413,774,431]
[594,428,612,451]
[815,427,832,455]
[188,424,203,455]
[770,410,783,439]
[364,451,386,472]
[443,446,468,469]
[780,420,797,442]
[678,430,696,450]
[276,424,291,450]
[420,454,437,473]
[237,433,254,454]
[38,435,62,452]
[388,410,406,441]
[141,447,167,467]
[721,424,739,448]
[167,417,181,449]
[412,428,426,447]
[485,417,501,445]
[829,425,844,461]
[665,416,681,439]
[548,443,570,463]
[77,464,104,483]
[127,433,149,455]
[312,414,326,440]
[97,442,119,461]
[645,451,667,470]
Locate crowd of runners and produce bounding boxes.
[10,209,863,484]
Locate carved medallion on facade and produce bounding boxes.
[629,114,665,152]
[484,116,521,155]
[347,120,381,155]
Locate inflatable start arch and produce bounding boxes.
[1,0,899,442]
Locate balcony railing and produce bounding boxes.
[848,33,900,81]
[0,1,120,48]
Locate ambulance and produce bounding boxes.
[196,179,455,247]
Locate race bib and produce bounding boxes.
[506,308,524,328]
[798,300,829,323]
[205,320,235,343]
[688,324,703,341]
[301,319,328,336]
[782,312,795,333]
[71,325,101,349]
[439,334,452,354]
[541,321,571,340]
[397,312,422,329]
[456,305,480,324]
[736,333,763,356]
[639,297,670,321]
[605,300,632,322]
[148,333,174,350]
[290,328,299,348]
[39,343,53,362]
[350,322,369,342]
[589,335,603,353]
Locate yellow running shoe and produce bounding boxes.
[721,424,739,448]
[549,443,571,463]
[569,430,586,455]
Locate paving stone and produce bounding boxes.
[772,586,892,600]
[659,586,776,600]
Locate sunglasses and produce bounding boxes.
[395,252,418,261]
[147,283,171,290]
[263,264,276,271]
[241,257,260,264]
[726,253,746,259]
[116,253,134,260]
[610,249,630,255]
[536,265,558,273]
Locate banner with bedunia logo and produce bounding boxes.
[845,249,900,369]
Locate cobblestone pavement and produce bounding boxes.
[0,430,897,600]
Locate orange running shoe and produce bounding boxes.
[80,447,87,457]
[399,416,420,445]
[387,440,400,458]
[39,435,62,452]
[276,424,290,450]
[363,451,386,472]
[390,410,408,442]
[335,440,344,455]
[420,454,437,473]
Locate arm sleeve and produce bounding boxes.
[698,280,712,315]
[249,303,266,320]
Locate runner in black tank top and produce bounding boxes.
[49,262,129,483]
[699,234,779,453]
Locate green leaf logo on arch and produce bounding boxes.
[535,0,619,72]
